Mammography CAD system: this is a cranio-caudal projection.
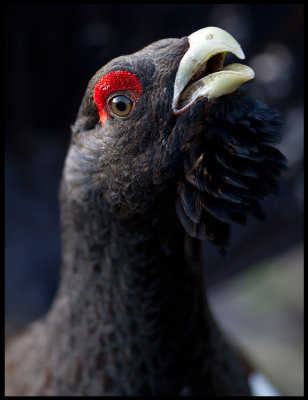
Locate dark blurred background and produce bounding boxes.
[5,4,303,395]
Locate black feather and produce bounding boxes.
[176,91,287,252]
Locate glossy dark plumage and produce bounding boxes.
[5,32,287,396]
[176,92,286,251]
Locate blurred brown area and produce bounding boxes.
[5,4,303,395]
[208,243,304,395]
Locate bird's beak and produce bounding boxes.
[172,27,255,114]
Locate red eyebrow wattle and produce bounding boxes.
[93,71,142,124]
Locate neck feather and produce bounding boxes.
[45,178,249,395]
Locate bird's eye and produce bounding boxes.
[108,95,134,118]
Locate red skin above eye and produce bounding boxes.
[93,71,142,125]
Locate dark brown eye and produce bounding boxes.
[108,95,134,117]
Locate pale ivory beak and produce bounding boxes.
[172,27,255,114]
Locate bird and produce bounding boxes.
[5,26,287,396]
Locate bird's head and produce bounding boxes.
[63,27,287,251]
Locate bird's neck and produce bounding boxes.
[47,179,214,395]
